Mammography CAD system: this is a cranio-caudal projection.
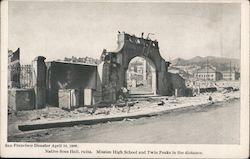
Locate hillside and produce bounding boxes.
[171,56,240,71]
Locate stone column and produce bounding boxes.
[32,56,46,109]
[151,69,157,95]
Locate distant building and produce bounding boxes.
[194,66,222,81]
[168,66,191,80]
[168,67,180,74]
[221,71,240,80]
[127,60,145,87]
[126,58,153,88]
[63,56,101,65]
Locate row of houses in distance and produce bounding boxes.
[193,65,240,81]
[169,65,240,81]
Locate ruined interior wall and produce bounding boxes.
[94,62,104,102]
[8,88,35,111]
[101,60,118,103]
[157,60,169,95]
[46,62,97,106]
[164,72,187,96]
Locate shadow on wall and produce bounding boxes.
[46,61,98,107]
[165,73,192,97]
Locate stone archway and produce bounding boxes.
[125,56,157,95]
[101,32,178,103]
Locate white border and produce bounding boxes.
[1,0,249,158]
[1,0,9,157]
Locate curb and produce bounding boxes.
[17,96,239,132]
[18,113,158,131]
[18,102,215,131]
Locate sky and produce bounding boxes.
[8,1,241,64]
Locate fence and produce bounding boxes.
[8,64,33,88]
[20,65,33,88]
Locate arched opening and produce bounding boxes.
[126,56,157,95]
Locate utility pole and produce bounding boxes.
[206,57,208,77]
[230,61,232,80]
[206,57,208,87]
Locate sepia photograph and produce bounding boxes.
[1,0,249,158]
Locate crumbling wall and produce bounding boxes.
[164,72,191,97]
[8,88,35,111]
[101,32,189,103]
[8,48,21,88]
[46,61,98,106]
[101,56,120,103]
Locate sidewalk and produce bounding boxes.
[8,91,240,134]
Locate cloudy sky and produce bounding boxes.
[8,1,241,64]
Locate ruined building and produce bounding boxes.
[8,32,189,111]
[8,48,21,88]
[100,32,188,102]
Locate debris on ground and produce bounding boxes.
[208,96,213,101]
[147,97,160,103]
[157,101,165,106]
[123,118,135,122]
[76,107,88,113]
[31,117,41,121]
[7,91,240,137]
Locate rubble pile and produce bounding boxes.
[8,91,240,136]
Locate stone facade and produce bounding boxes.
[101,32,187,102]
[221,71,240,80]
[8,32,189,110]
[32,56,47,109]
[8,88,35,111]
[58,89,80,109]
[194,66,222,81]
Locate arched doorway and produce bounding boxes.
[101,32,180,103]
[126,56,156,95]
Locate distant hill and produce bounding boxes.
[171,56,240,71]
